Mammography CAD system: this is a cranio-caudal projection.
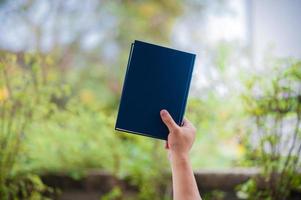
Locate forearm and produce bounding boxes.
[170,154,201,200]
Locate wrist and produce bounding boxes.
[170,152,190,164]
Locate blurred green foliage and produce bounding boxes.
[203,190,226,200]
[0,53,59,199]
[237,59,301,200]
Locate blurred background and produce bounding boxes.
[0,0,300,199]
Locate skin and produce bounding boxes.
[160,109,202,200]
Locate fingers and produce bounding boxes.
[182,117,193,127]
[182,117,196,131]
[160,109,179,131]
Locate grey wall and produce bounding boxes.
[250,0,301,66]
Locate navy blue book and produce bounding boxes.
[115,40,196,140]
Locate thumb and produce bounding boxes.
[160,109,178,132]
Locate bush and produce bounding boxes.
[0,53,62,199]
[238,59,301,200]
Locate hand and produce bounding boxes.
[160,109,196,159]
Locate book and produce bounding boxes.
[115,40,196,140]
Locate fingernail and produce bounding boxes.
[160,109,167,116]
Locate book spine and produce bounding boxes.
[178,55,196,126]
[115,43,135,129]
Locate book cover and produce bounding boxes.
[115,40,196,140]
